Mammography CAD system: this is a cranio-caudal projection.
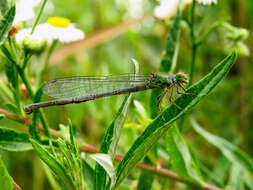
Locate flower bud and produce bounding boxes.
[23,36,47,55]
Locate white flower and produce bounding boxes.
[14,0,40,24]
[128,0,144,18]
[116,0,144,18]
[15,17,84,44]
[154,0,192,19]
[196,0,217,5]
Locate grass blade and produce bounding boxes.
[114,51,237,188]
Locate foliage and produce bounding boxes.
[0,0,252,190]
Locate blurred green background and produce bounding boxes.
[0,0,252,189]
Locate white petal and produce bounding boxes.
[14,0,40,24]
[197,0,217,5]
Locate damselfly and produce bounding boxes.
[24,72,190,114]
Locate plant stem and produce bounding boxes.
[189,0,197,86]
[38,40,58,84]
[16,57,51,138]
[189,44,197,86]
[31,0,47,34]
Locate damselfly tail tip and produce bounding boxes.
[176,72,189,84]
[23,106,33,114]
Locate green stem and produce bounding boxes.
[189,44,197,86]
[195,21,225,46]
[31,0,47,34]
[16,59,51,139]
[189,0,197,86]
[38,40,58,84]
[22,51,32,70]
[8,39,22,114]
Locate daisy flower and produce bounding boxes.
[15,17,85,44]
[196,0,217,5]
[154,0,192,20]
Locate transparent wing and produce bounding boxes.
[43,74,148,99]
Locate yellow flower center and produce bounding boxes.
[47,17,70,28]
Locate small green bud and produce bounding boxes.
[226,28,249,41]
[225,42,249,57]
[236,42,250,56]
[23,36,47,55]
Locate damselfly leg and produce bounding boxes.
[156,81,191,120]
[176,82,192,95]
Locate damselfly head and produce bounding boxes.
[175,72,189,84]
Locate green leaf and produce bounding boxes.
[0,114,5,120]
[82,160,95,190]
[29,83,45,140]
[90,153,115,182]
[94,95,132,190]
[6,103,18,114]
[42,163,61,190]
[0,0,8,17]
[166,125,203,185]
[0,6,15,45]
[68,119,81,165]
[136,157,154,190]
[226,165,244,190]
[150,8,181,118]
[191,118,253,173]
[244,171,253,189]
[0,43,16,64]
[94,60,136,190]
[0,127,32,151]
[3,53,21,114]
[0,156,13,190]
[30,138,76,190]
[114,52,237,188]
[159,10,181,73]
[4,56,18,89]
[57,139,84,190]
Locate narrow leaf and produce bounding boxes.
[0,0,9,15]
[0,127,32,151]
[159,9,181,73]
[166,125,203,185]
[226,165,244,190]
[89,153,115,181]
[0,156,13,190]
[150,8,181,118]
[30,138,76,190]
[94,60,137,190]
[94,95,132,190]
[0,6,15,44]
[114,52,237,187]
[82,160,95,190]
[191,118,253,173]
